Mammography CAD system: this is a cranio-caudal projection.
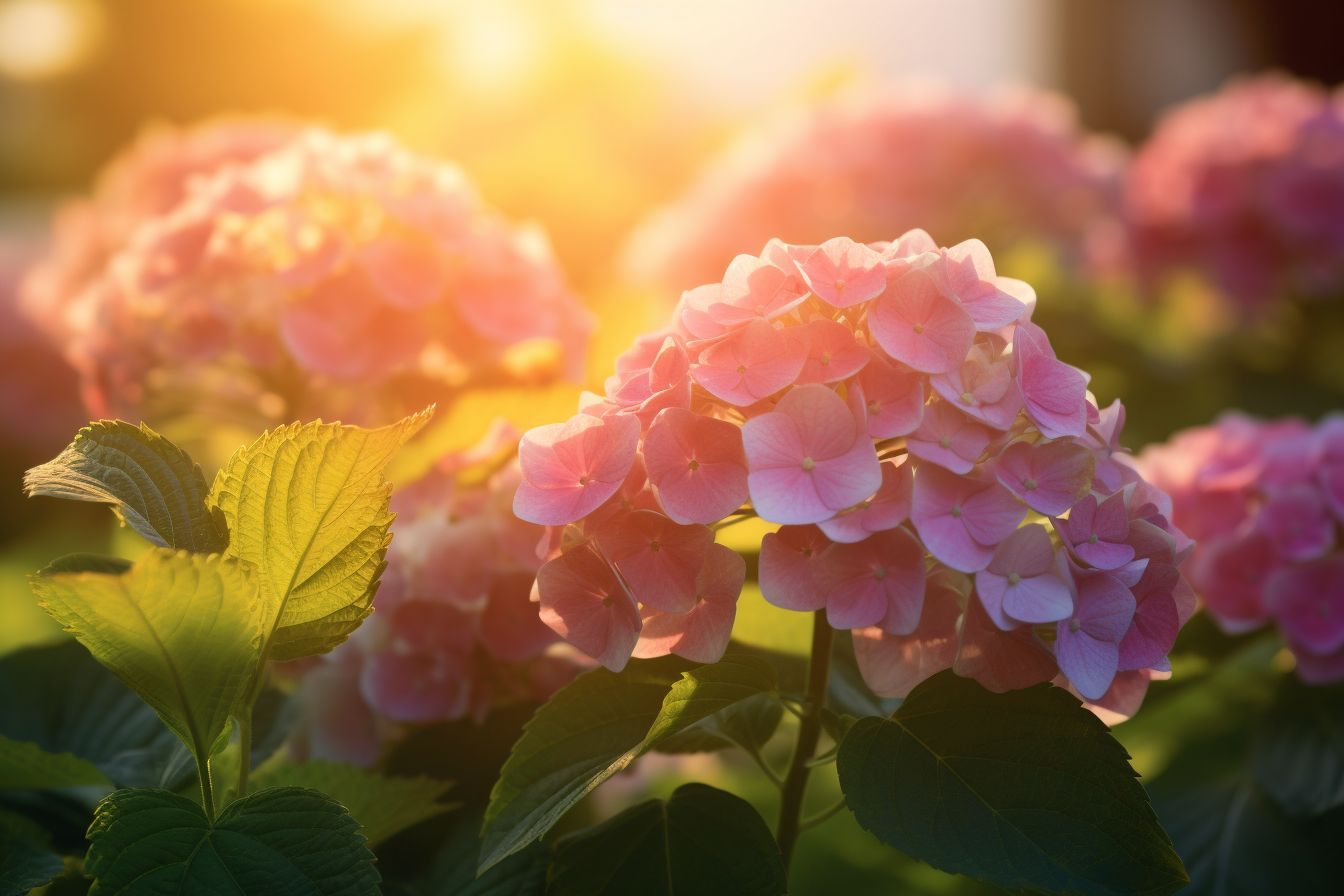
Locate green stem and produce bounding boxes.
[237,712,253,800]
[197,754,216,821]
[775,611,833,872]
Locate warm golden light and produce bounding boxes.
[0,0,100,80]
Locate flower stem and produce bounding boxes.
[775,610,833,872]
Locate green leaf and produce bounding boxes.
[24,421,228,553]
[837,672,1188,896]
[0,826,64,896]
[547,783,786,896]
[479,653,777,872]
[207,408,432,661]
[1150,732,1344,895]
[31,549,266,768]
[253,760,454,846]
[416,813,549,896]
[85,786,379,894]
[655,692,783,755]
[0,736,109,790]
[1251,676,1344,817]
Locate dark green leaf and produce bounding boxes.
[1150,732,1344,895]
[0,641,190,791]
[479,654,777,872]
[656,693,783,755]
[478,657,690,872]
[85,786,379,894]
[24,421,228,553]
[38,554,133,576]
[1251,676,1344,817]
[837,671,1188,896]
[0,825,64,896]
[416,813,548,896]
[547,783,785,896]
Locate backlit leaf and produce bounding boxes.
[837,671,1188,896]
[0,825,63,896]
[253,760,454,846]
[85,786,379,894]
[0,736,109,790]
[24,421,228,553]
[207,408,432,660]
[31,550,265,768]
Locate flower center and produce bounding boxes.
[960,391,974,404]
[939,436,951,449]
[950,505,962,518]
[872,565,887,581]
[649,540,661,552]
[578,475,590,486]
[1007,572,1021,586]
[802,457,816,472]
[867,400,882,415]
[1023,478,1038,490]
[835,278,846,291]
[820,352,832,366]
[1088,534,1099,544]
[687,458,701,471]
[801,547,814,558]
[736,364,747,375]
[601,594,614,608]
[913,324,925,334]
[1068,619,1082,633]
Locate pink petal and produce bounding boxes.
[819,459,913,543]
[1258,485,1335,561]
[868,269,976,374]
[1071,571,1137,642]
[856,351,925,439]
[994,439,1095,516]
[1013,321,1088,439]
[360,649,472,723]
[960,479,1028,546]
[356,233,446,309]
[535,543,642,671]
[911,464,998,572]
[644,408,748,525]
[934,240,1028,330]
[634,544,744,663]
[796,318,870,384]
[1000,572,1075,626]
[851,583,960,698]
[1196,532,1277,632]
[1117,576,1178,672]
[593,510,714,613]
[514,413,642,525]
[759,525,831,611]
[953,595,1057,692]
[691,319,808,406]
[816,528,925,632]
[711,254,809,323]
[1054,628,1120,701]
[1265,556,1344,655]
[796,237,886,308]
[907,400,993,474]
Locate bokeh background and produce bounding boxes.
[2,1,1341,892]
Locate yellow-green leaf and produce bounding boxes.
[207,409,432,661]
[30,550,265,767]
[253,760,455,846]
[24,421,229,553]
[0,735,110,790]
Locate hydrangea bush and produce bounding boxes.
[520,232,1194,714]
[291,424,586,765]
[622,85,1125,292]
[1140,413,1344,682]
[22,121,591,429]
[1122,74,1344,314]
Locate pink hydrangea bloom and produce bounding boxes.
[288,427,587,763]
[22,121,591,429]
[1122,74,1344,314]
[520,233,1190,720]
[622,84,1124,292]
[1140,412,1344,682]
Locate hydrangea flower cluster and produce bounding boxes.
[290,425,584,765]
[622,84,1124,293]
[517,232,1194,719]
[22,121,591,427]
[1140,413,1344,683]
[1123,74,1344,313]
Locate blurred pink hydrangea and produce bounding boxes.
[622,84,1125,292]
[289,424,587,766]
[22,121,591,427]
[518,232,1194,722]
[1139,413,1344,683]
[1122,74,1344,313]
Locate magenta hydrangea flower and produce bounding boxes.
[288,427,587,764]
[1141,412,1344,683]
[21,121,591,430]
[519,232,1191,721]
[1122,74,1344,314]
[621,84,1124,293]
